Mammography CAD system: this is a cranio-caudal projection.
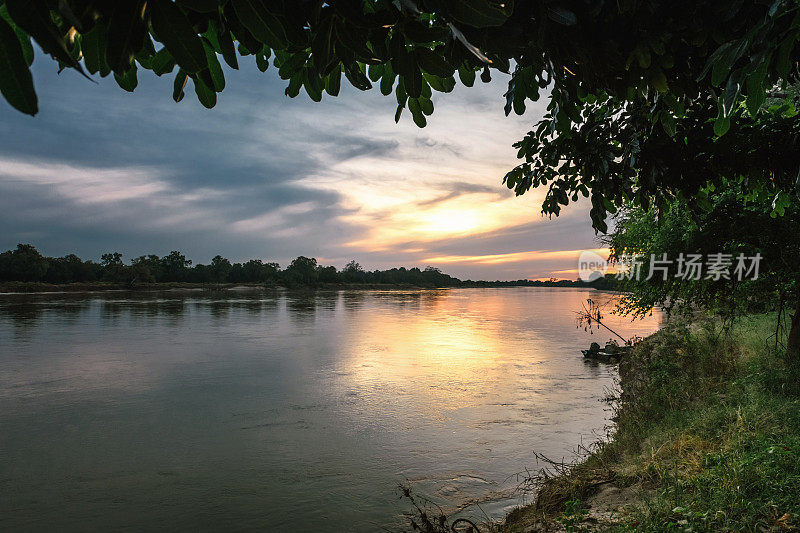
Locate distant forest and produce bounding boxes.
[0,244,615,289]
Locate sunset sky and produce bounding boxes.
[0,60,602,280]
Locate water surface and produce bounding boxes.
[0,288,661,531]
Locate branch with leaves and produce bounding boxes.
[1,1,799,230]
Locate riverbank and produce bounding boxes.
[0,280,614,293]
[500,313,800,532]
[0,281,446,293]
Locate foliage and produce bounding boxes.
[2,1,800,229]
[0,244,48,282]
[501,315,800,532]
[618,318,800,531]
[283,255,319,286]
[504,87,800,231]
[0,243,467,288]
[606,180,800,360]
[607,183,799,318]
[0,244,628,290]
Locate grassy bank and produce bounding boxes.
[501,314,800,532]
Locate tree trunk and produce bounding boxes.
[787,295,800,365]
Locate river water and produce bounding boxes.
[0,287,661,531]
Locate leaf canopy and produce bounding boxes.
[3,0,800,230]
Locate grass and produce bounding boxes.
[500,313,800,532]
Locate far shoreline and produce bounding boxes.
[0,280,617,295]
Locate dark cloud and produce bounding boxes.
[412,183,506,209]
[413,136,462,156]
[0,56,597,278]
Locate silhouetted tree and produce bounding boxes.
[0,246,579,289]
[317,265,338,283]
[341,260,365,283]
[100,252,128,282]
[284,256,319,286]
[43,254,95,283]
[160,251,192,282]
[132,255,164,281]
[0,244,49,282]
[209,255,232,283]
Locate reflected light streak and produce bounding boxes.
[341,292,542,413]
[423,247,609,265]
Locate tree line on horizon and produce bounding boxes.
[0,244,612,289]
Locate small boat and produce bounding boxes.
[582,342,631,362]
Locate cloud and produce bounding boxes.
[415,183,503,207]
[0,157,171,205]
[0,154,359,264]
[0,59,599,278]
[422,247,609,265]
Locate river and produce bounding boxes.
[0,287,661,531]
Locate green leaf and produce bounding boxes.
[458,65,476,87]
[408,97,427,127]
[775,34,796,79]
[256,52,269,72]
[394,52,422,98]
[0,15,36,114]
[150,0,208,74]
[173,69,188,102]
[660,112,676,137]
[81,23,111,76]
[441,0,514,28]
[745,61,767,116]
[415,48,454,77]
[285,73,302,97]
[367,63,383,82]
[217,24,239,69]
[663,94,685,117]
[224,2,261,54]
[546,6,577,26]
[395,78,407,106]
[203,21,223,52]
[343,63,372,91]
[0,6,33,67]
[325,67,341,96]
[380,64,395,96]
[771,191,790,217]
[311,18,335,74]
[177,0,220,13]
[304,68,322,102]
[231,0,287,47]
[419,97,434,116]
[202,39,225,91]
[114,64,138,92]
[424,73,455,93]
[710,56,731,87]
[5,0,85,73]
[504,80,514,116]
[151,47,176,76]
[722,70,741,117]
[420,78,432,99]
[513,91,525,115]
[193,76,217,108]
[276,51,306,79]
[196,67,216,93]
[650,68,668,93]
[713,115,730,136]
[105,0,149,73]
